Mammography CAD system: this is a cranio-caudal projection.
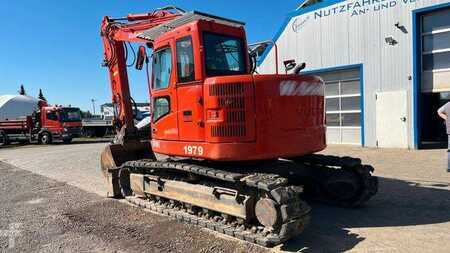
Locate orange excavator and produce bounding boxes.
[99,6,378,247]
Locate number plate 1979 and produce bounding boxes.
[183,145,204,156]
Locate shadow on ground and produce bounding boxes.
[282,177,450,252]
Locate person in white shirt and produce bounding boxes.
[437,102,450,172]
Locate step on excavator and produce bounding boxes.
[99,6,378,247]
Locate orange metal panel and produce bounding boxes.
[177,84,205,142]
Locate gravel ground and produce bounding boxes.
[0,161,265,253]
[0,142,450,252]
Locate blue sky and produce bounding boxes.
[0,0,300,112]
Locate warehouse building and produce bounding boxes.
[258,0,450,149]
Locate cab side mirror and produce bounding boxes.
[283,59,297,73]
[135,46,148,70]
[294,62,307,75]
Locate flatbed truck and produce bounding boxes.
[81,118,113,137]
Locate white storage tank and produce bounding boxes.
[0,95,40,121]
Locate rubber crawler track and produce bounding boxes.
[118,154,378,247]
[120,160,312,247]
[293,154,379,207]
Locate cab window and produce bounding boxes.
[203,32,246,77]
[176,36,195,83]
[46,111,58,121]
[153,48,172,89]
[152,97,170,122]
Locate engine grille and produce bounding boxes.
[208,82,248,138]
[226,111,245,123]
[211,125,246,137]
[209,82,245,96]
[65,127,81,135]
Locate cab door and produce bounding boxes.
[151,41,179,140]
[42,109,60,133]
[175,36,205,142]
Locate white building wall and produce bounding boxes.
[259,0,449,148]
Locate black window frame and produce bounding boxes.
[176,36,195,83]
[202,32,247,77]
[152,96,171,123]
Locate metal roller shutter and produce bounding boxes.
[421,8,450,93]
[319,68,362,145]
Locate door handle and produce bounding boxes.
[400,117,407,122]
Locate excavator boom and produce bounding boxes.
[100,7,183,140]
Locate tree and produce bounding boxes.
[18,84,26,95]
[38,89,47,101]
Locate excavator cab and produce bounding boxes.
[147,18,250,142]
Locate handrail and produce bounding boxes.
[248,40,279,74]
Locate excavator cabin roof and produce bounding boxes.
[137,11,245,41]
